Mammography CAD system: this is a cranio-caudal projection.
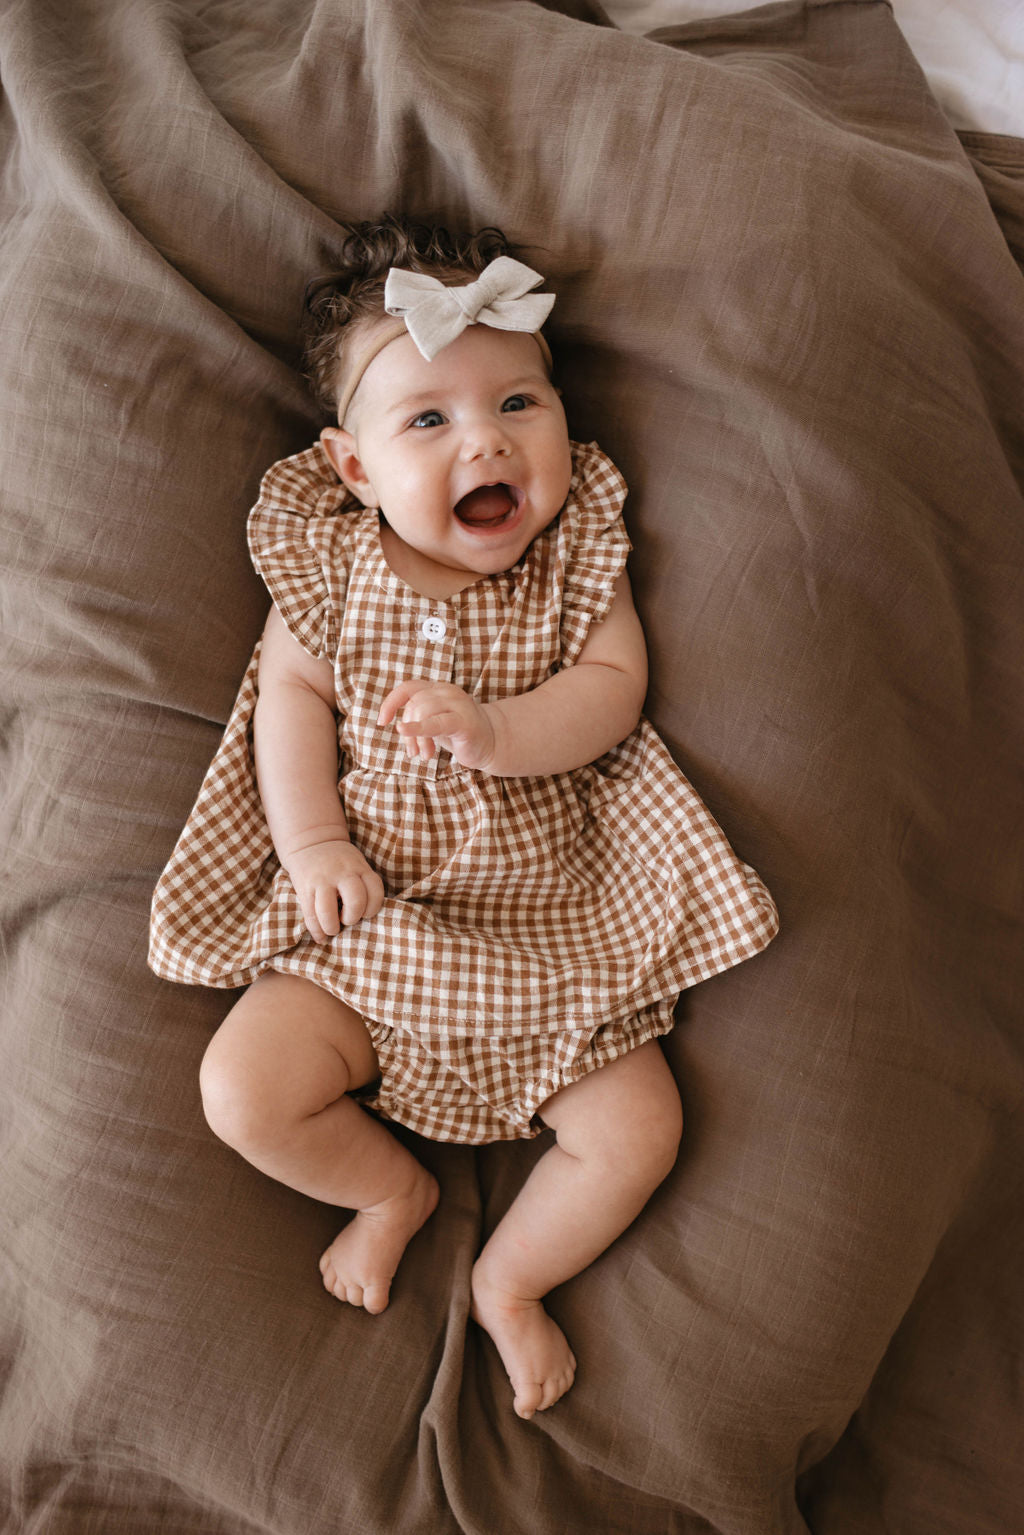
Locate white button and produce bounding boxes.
[421,616,447,642]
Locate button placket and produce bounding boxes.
[413,603,458,781]
[416,601,457,680]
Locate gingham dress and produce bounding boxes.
[150,439,778,1142]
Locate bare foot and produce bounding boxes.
[319,1167,438,1314]
[470,1267,577,1419]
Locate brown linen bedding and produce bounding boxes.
[2,1,1022,1531]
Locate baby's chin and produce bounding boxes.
[455,508,563,576]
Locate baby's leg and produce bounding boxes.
[199,971,437,1313]
[471,1040,682,1419]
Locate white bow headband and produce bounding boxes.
[335,256,555,423]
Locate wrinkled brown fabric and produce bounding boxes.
[1,3,1022,1532]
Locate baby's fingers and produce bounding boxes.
[396,708,456,743]
[302,885,340,944]
[401,733,437,761]
[337,870,387,926]
[378,679,430,727]
[335,874,368,927]
[359,869,387,922]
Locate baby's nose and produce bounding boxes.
[460,419,511,460]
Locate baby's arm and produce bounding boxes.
[255,606,385,940]
[378,573,648,776]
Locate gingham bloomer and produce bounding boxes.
[149,440,779,1142]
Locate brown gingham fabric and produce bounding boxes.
[149,440,779,1141]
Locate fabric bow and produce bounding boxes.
[383,256,555,361]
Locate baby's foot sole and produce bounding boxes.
[320,1168,438,1314]
[470,1269,577,1419]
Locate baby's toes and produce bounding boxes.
[524,1358,576,1418]
[361,1280,391,1315]
[327,1274,363,1307]
[319,1258,343,1300]
[319,1252,353,1301]
[542,1360,577,1411]
[512,1380,545,1421]
[318,1252,391,1313]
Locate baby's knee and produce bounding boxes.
[580,1072,682,1189]
[635,1083,684,1186]
[198,1031,281,1156]
[610,1056,684,1191]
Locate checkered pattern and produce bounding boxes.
[150,440,779,1142]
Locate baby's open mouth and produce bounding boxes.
[454,483,521,528]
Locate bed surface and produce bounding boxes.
[606,0,1024,135]
[2,2,1023,1532]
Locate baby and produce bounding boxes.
[150,216,777,1419]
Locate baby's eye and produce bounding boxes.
[501,394,531,413]
[411,409,446,429]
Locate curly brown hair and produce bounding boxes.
[303,214,520,414]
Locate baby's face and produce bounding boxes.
[323,324,572,593]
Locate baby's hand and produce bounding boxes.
[282,838,385,943]
[378,681,497,770]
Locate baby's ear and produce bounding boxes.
[320,426,378,508]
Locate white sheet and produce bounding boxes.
[603,0,1024,137]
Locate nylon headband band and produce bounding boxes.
[335,321,408,425]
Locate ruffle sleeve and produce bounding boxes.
[557,442,633,666]
[247,441,363,660]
